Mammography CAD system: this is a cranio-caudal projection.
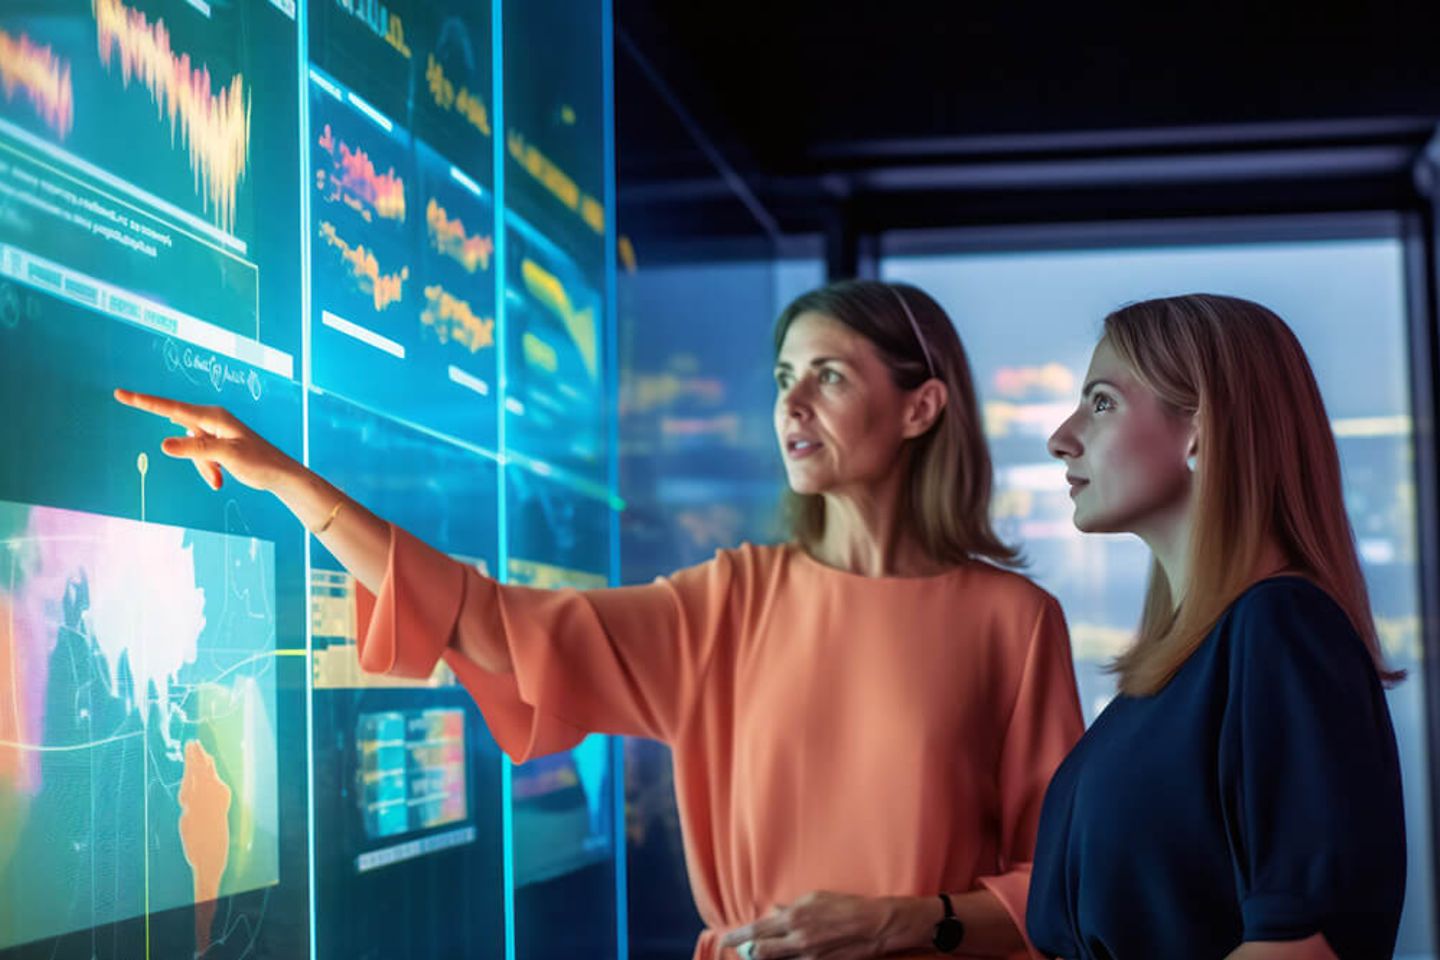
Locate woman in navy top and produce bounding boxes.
[1030,294,1406,960]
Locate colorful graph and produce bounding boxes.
[425,53,490,137]
[316,123,406,223]
[522,257,598,381]
[422,285,493,353]
[92,0,251,235]
[357,709,467,840]
[0,501,278,949]
[319,219,408,311]
[0,30,74,140]
[427,198,492,272]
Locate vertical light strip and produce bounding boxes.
[600,0,628,955]
[492,1,516,958]
[143,637,150,960]
[295,2,318,958]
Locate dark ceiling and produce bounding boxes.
[615,0,1440,243]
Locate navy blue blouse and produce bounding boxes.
[1026,577,1406,959]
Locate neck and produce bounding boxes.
[1139,501,1193,610]
[1139,503,1291,612]
[810,468,942,577]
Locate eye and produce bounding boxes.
[818,368,843,385]
[1091,392,1115,413]
[775,371,792,389]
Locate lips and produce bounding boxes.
[786,435,824,460]
[1065,473,1089,496]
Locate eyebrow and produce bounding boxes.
[774,356,850,371]
[1081,378,1122,398]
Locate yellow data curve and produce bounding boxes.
[521,258,597,381]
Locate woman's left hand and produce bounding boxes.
[720,891,907,960]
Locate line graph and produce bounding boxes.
[421,284,493,353]
[427,198,492,272]
[0,30,74,140]
[91,0,252,234]
[425,53,490,138]
[522,257,598,381]
[319,219,408,311]
[316,122,406,223]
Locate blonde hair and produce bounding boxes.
[772,280,1019,568]
[1104,294,1402,695]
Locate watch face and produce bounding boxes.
[933,917,965,952]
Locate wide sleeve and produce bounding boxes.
[357,524,738,763]
[1218,581,1406,952]
[975,594,1086,959]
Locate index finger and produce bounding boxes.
[114,389,223,431]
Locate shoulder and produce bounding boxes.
[660,541,788,596]
[710,541,789,579]
[1219,576,1370,676]
[956,561,1065,624]
[936,564,1071,662]
[1225,576,1356,639]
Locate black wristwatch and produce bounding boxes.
[932,893,966,953]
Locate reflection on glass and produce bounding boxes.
[503,217,606,480]
[308,390,506,960]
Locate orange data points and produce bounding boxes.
[421,285,493,353]
[506,129,604,238]
[425,54,491,137]
[316,123,406,223]
[426,198,493,273]
[0,31,74,140]
[92,0,251,235]
[319,220,409,312]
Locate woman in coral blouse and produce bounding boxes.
[1029,294,1406,960]
[118,280,1084,960]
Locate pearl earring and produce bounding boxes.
[1186,454,1198,473]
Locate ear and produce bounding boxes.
[1185,415,1201,467]
[902,379,948,439]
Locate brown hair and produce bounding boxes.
[1103,293,1402,695]
[772,279,1018,568]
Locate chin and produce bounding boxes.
[783,468,829,497]
[1070,506,1120,535]
[785,478,825,496]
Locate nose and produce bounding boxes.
[779,377,814,423]
[1047,410,1081,461]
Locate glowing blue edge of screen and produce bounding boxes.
[493,0,516,957]
[297,1,318,958]
[601,0,629,954]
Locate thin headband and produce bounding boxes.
[888,285,937,379]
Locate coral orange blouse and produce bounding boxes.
[359,526,1084,960]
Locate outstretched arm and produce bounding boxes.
[114,388,717,700]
